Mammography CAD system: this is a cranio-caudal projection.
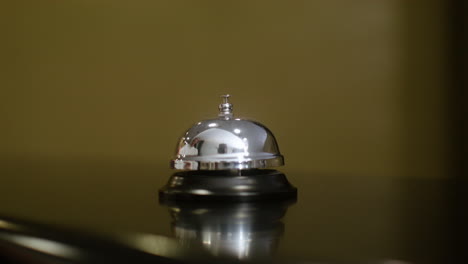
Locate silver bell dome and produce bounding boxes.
[171,95,284,170]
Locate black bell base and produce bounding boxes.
[159,169,297,202]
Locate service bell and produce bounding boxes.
[159,95,297,201]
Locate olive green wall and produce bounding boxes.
[0,0,448,178]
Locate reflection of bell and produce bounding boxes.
[159,95,297,201]
[161,200,295,261]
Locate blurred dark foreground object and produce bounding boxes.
[0,216,186,264]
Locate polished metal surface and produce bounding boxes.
[162,200,295,261]
[171,95,284,170]
[0,159,457,264]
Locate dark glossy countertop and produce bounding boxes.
[0,158,457,263]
